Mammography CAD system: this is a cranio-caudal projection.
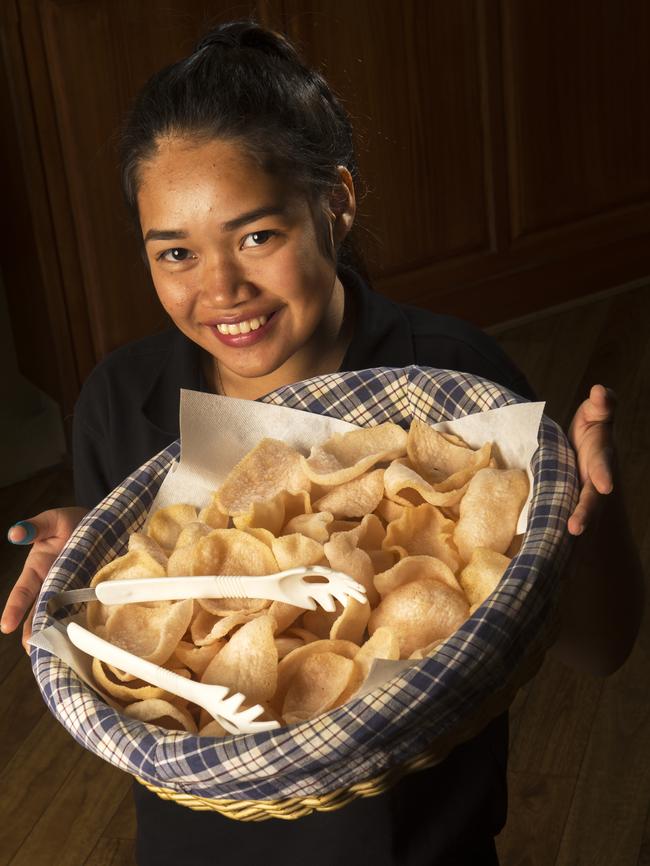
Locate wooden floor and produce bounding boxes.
[0,282,648,865]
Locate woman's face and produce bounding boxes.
[137,136,354,397]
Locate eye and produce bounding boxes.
[157,247,193,263]
[241,230,277,249]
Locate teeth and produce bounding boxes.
[216,314,268,335]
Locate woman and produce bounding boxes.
[1,21,642,866]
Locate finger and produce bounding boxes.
[584,384,617,423]
[589,446,614,495]
[7,520,38,545]
[22,604,36,654]
[570,387,617,444]
[589,383,618,409]
[567,479,601,536]
[7,511,62,546]
[0,565,44,634]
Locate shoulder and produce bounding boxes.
[86,328,178,381]
[72,328,194,505]
[405,304,521,375]
[358,278,534,398]
[80,328,178,400]
[409,306,534,399]
[75,329,180,427]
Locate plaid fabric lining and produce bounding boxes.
[31,366,577,800]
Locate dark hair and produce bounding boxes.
[120,20,366,274]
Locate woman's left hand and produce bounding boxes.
[567,384,617,536]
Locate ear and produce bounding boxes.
[328,166,356,245]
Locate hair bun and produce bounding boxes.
[193,21,300,64]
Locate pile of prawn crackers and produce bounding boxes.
[85,420,529,736]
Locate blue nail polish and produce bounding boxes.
[8,521,37,545]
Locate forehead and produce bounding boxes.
[136,136,295,226]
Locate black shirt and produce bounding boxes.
[72,268,532,866]
[73,267,532,507]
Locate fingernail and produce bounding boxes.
[7,521,37,545]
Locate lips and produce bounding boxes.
[215,313,268,336]
[207,310,278,347]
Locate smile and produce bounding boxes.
[215,314,268,335]
[208,310,278,347]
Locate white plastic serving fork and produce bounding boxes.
[49,565,367,612]
[66,621,280,736]
[49,566,367,735]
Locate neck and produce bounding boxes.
[203,277,353,401]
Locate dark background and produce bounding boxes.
[2,0,650,424]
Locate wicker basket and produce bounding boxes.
[31,366,577,820]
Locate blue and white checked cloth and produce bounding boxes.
[31,367,578,801]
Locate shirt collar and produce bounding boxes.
[338,266,416,371]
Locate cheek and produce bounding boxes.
[152,276,197,317]
[284,243,336,307]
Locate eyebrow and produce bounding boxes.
[143,205,289,243]
[143,229,189,243]
[221,204,289,232]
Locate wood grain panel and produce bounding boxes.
[1,0,88,414]
[507,657,603,777]
[565,291,650,862]
[555,666,650,866]
[377,229,650,325]
[0,3,60,405]
[101,789,137,842]
[85,838,136,866]
[28,0,284,364]
[497,772,576,866]
[17,2,98,385]
[4,0,650,413]
[638,804,650,866]
[501,0,650,239]
[9,748,131,866]
[494,283,650,866]
[282,0,492,275]
[0,661,48,773]
[0,712,83,865]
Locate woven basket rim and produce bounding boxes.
[31,366,578,804]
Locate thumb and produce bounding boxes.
[7,511,62,546]
[7,521,38,546]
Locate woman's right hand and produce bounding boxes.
[1,507,89,651]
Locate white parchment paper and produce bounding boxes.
[148,390,543,535]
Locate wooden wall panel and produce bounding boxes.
[282,0,492,275]
[501,0,650,239]
[0,0,85,414]
[0,3,60,403]
[3,0,650,413]
[28,0,284,371]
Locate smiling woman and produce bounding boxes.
[136,136,355,399]
[2,17,640,866]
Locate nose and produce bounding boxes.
[200,250,256,309]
